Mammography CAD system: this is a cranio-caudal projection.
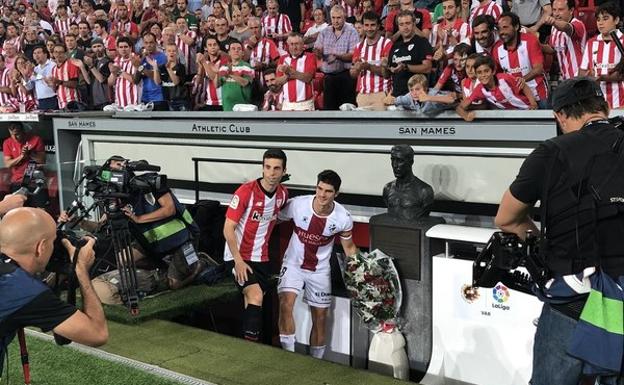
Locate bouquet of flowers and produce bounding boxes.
[343,249,402,332]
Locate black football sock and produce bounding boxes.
[242,304,262,342]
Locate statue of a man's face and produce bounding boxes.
[390,148,413,179]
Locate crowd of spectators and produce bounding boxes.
[0,0,615,116]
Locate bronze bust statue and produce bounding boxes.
[382,145,434,221]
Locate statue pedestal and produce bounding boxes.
[367,214,444,380]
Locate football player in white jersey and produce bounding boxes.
[277,170,358,359]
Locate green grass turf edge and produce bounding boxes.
[103,319,410,385]
[1,335,183,385]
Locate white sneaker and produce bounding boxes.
[103,103,121,112]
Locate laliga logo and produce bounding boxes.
[491,283,511,311]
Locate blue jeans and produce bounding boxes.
[531,304,584,385]
[38,96,59,110]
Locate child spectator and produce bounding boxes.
[578,2,624,109]
[433,43,471,94]
[388,74,457,115]
[457,55,537,121]
[461,53,486,109]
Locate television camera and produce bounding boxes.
[472,231,550,295]
[51,157,167,344]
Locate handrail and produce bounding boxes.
[191,157,262,203]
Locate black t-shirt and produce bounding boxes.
[388,34,433,96]
[77,37,93,50]
[279,0,304,28]
[218,36,238,53]
[509,121,624,275]
[158,63,187,101]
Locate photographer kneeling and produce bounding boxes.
[495,78,624,385]
[60,156,220,304]
[0,208,107,374]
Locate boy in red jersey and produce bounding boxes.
[223,149,289,342]
[457,54,537,120]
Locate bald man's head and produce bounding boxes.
[0,208,57,273]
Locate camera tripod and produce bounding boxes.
[58,196,140,319]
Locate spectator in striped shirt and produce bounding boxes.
[262,68,283,111]
[350,11,392,111]
[175,16,197,78]
[277,32,317,110]
[0,55,12,108]
[107,37,142,109]
[492,12,549,108]
[465,0,502,27]
[460,53,486,109]
[430,0,471,56]
[218,41,254,111]
[457,54,537,120]
[245,17,280,76]
[196,35,229,111]
[47,43,80,110]
[262,0,293,53]
[54,5,71,38]
[433,42,471,94]
[542,0,585,80]
[578,2,624,109]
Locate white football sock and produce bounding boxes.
[279,334,295,352]
[310,345,326,359]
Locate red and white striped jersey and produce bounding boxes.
[113,56,140,107]
[429,18,471,50]
[436,64,465,93]
[225,179,289,263]
[461,77,483,105]
[204,54,229,106]
[112,20,139,38]
[352,36,393,94]
[248,37,280,85]
[0,68,11,106]
[279,195,353,272]
[491,33,548,101]
[191,74,206,108]
[52,60,80,109]
[276,52,317,102]
[549,18,586,80]
[580,31,624,109]
[469,73,532,109]
[261,13,292,52]
[469,0,502,26]
[54,18,71,38]
[176,30,197,74]
[262,90,283,111]
[5,37,21,53]
[340,0,358,18]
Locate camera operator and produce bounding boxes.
[0,208,108,375]
[60,156,215,302]
[495,77,624,385]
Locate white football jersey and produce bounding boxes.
[279,195,353,272]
